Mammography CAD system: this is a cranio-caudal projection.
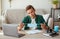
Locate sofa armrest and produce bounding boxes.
[48,18,53,29]
[2,17,7,24]
[0,16,7,27]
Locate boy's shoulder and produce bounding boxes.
[36,15,43,17]
[24,15,43,18]
[24,16,30,18]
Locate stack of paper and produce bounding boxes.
[25,30,42,34]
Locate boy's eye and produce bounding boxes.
[31,11,33,13]
[28,13,30,14]
[31,12,32,13]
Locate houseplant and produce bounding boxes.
[52,0,58,8]
[8,0,12,8]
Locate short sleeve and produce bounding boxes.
[40,15,48,26]
[22,17,28,23]
[22,16,30,30]
[40,15,45,23]
[38,15,48,26]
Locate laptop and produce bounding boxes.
[2,24,25,38]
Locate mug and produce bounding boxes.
[54,26,59,32]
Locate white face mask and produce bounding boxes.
[28,23,37,30]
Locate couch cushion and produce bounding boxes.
[42,14,50,22]
[5,9,49,24]
[6,9,26,24]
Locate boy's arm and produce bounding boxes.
[18,16,28,31]
[40,15,49,30]
[18,23,24,31]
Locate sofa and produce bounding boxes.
[2,9,53,30]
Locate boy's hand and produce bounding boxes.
[17,23,24,31]
[41,23,48,30]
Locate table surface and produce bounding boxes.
[0,30,60,39]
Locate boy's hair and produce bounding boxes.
[26,5,35,11]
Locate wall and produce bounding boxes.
[2,0,52,13]
[0,0,1,15]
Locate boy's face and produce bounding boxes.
[27,8,35,18]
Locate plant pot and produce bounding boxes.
[53,4,58,9]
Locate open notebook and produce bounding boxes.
[25,30,42,34]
